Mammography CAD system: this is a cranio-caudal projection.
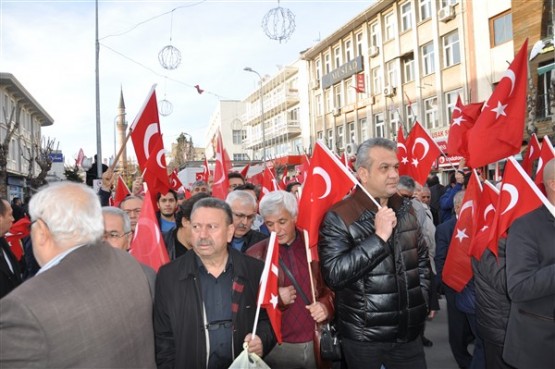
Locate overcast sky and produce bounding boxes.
[1,0,371,164]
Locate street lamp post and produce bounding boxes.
[244,67,266,161]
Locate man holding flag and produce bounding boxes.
[153,197,275,369]
[318,138,430,369]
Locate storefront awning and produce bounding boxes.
[538,62,555,75]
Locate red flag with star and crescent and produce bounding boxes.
[487,157,552,256]
[143,134,171,198]
[129,188,170,272]
[396,125,410,176]
[534,135,555,190]
[521,133,542,176]
[446,96,484,158]
[200,157,210,183]
[113,175,131,207]
[467,40,529,168]
[259,166,278,202]
[442,171,482,292]
[169,169,183,192]
[467,180,499,260]
[404,121,442,185]
[256,232,282,343]
[297,141,357,260]
[130,85,163,170]
[211,131,230,200]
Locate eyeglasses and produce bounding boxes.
[27,218,47,232]
[122,208,141,216]
[205,320,232,331]
[103,231,131,240]
[232,212,256,221]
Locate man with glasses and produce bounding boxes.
[153,197,276,369]
[225,190,268,253]
[0,182,156,368]
[119,195,144,233]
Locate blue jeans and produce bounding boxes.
[341,337,427,369]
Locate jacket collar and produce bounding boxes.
[352,185,405,212]
[178,247,251,281]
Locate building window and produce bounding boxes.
[384,13,395,41]
[345,40,353,61]
[374,113,385,138]
[424,97,438,129]
[334,46,342,68]
[348,122,356,143]
[440,0,458,7]
[406,102,418,127]
[443,31,460,67]
[403,54,415,83]
[372,67,382,95]
[390,110,400,139]
[232,129,246,144]
[325,53,331,74]
[490,11,512,46]
[386,60,398,87]
[316,94,323,116]
[315,59,321,80]
[356,32,363,56]
[419,0,431,21]
[334,84,343,108]
[325,90,333,112]
[360,118,368,140]
[370,22,381,47]
[445,89,462,123]
[401,2,413,32]
[317,130,324,142]
[233,153,249,161]
[327,128,334,150]
[421,42,435,75]
[337,126,344,149]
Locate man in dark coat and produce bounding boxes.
[226,190,268,253]
[153,198,276,369]
[0,198,21,299]
[318,138,430,369]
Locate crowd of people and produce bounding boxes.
[0,137,553,369]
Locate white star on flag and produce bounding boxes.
[401,156,409,165]
[455,228,469,243]
[270,293,279,309]
[452,116,465,126]
[411,158,419,167]
[491,101,508,119]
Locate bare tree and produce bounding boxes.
[26,137,55,191]
[0,102,22,199]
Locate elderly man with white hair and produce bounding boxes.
[0,182,156,368]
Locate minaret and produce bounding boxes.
[116,87,128,171]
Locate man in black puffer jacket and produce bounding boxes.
[319,138,430,369]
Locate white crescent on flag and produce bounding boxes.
[501,184,519,215]
[313,166,331,199]
[143,123,159,160]
[412,137,430,160]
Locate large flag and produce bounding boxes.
[130,85,163,170]
[259,166,278,201]
[521,133,542,176]
[396,125,410,176]
[201,157,210,182]
[446,96,484,158]
[278,166,288,190]
[297,141,357,260]
[256,233,282,343]
[240,163,250,179]
[211,131,230,200]
[534,135,555,188]
[405,121,442,185]
[467,40,529,168]
[467,180,499,260]
[488,156,552,256]
[113,175,131,206]
[143,135,171,197]
[442,171,482,292]
[129,188,170,272]
[169,169,183,192]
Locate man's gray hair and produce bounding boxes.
[102,206,132,233]
[259,190,298,219]
[398,175,416,193]
[226,190,257,209]
[355,138,397,171]
[453,190,465,208]
[29,182,104,246]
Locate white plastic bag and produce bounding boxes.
[228,344,270,369]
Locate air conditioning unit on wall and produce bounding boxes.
[345,143,358,156]
[368,45,380,57]
[438,5,455,22]
[383,86,396,97]
[332,108,341,116]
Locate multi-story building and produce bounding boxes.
[205,100,248,161]
[0,73,54,200]
[242,61,311,161]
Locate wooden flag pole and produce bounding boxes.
[303,229,317,303]
[108,128,132,173]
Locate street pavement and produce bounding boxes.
[423,297,463,369]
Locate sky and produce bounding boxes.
[1,0,371,165]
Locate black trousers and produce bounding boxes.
[341,337,427,369]
[483,341,515,369]
[444,287,474,369]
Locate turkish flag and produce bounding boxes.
[396,125,410,176]
[130,85,163,170]
[297,142,357,261]
[278,166,288,190]
[467,40,529,168]
[143,135,170,197]
[201,157,210,182]
[249,171,264,186]
[534,135,555,189]
[211,132,231,199]
[169,169,183,192]
[113,175,131,207]
[259,166,278,201]
[75,148,85,167]
[129,188,170,272]
[467,180,499,260]
[240,163,250,179]
[405,121,442,185]
[446,96,484,158]
[5,217,31,261]
[442,171,482,292]
[488,156,552,256]
[521,133,542,176]
[256,233,282,343]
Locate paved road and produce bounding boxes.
[423,297,462,369]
